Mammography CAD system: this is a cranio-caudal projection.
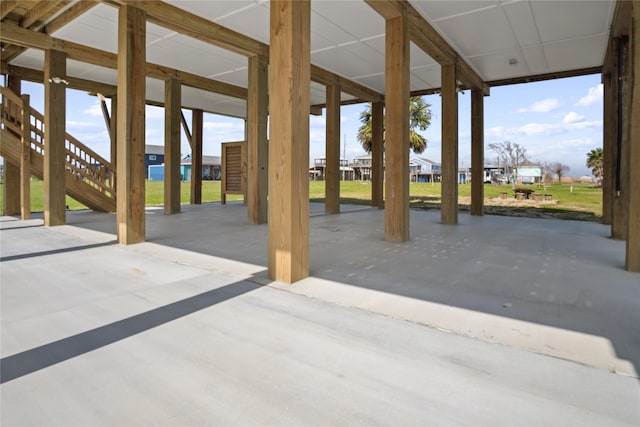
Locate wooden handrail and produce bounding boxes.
[1,85,116,199]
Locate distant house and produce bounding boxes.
[309,156,354,181]
[145,145,165,179]
[148,155,221,181]
[515,160,542,184]
[409,157,441,183]
[351,154,373,181]
[480,165,507,184]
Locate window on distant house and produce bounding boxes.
[149,155,156,161]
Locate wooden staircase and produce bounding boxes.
[1,86,116,212]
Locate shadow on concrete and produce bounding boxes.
[0,241,117,262]
[64,204,639,377]
[0,276,264,384]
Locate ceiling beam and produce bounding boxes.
[311,65,383,103]
[112,0,383,102]
[406,4,488,95]
[486,67,602,88]
[21,0,69,29]
[2,0,98,65]
[0,22,247,100]
[363,0,406,19]
[0,0,18,20]
[114,0,269,57]
[5,64,118,95]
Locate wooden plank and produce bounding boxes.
[109,95,117,187]
[384,12,410,242]
[44,0,98,34]
[612,37,629,240]
[8,64,118,96]
[487,67,601,88]
[116,4,146,244]
[310,65,383,103]
[164,78,181,215]
[0,22,247,100]
[325,84,341,214]
[268,0,310,283]
[221,141,245,203]
[441,63,459,225]
[371,101,384,208]
[602,68,614,225]
[626,3,640,272]
[407,4,487,94]
[470,89,484,216]
[21,0,65,29]
[128,0,269,57]
[247,55,268,224]
[3,160,20,216]
[43,48,66,226]
[20,94,31,220]
[364,0,405,19]
[3,75,21,216]
[0,0,18,20]
[190,109,203,204]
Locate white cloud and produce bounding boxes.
[575,84,603,107]
[518,98,560,113]
[83,100,104,117]
[562,112,585,124]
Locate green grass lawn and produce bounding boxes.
[1,179,602,221]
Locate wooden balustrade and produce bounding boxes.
[1,86,115,199]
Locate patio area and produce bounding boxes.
[1,203,639,425]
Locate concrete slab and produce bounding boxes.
[1,205,639,425]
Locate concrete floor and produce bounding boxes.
[1,203,639,426]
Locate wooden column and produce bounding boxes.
[627,4,640,272]
[20,94,31,220]
[247,55,268,223]
[602,71,614,225]
[612,37,629,240]
[470,89,484,216]
[190,109,203,205]
[325,84,340,214]
[3,75,20,216]
[384,11,410,242]
[268,0,310,283]
[108,95,117,187]
[43,49,66,227]
[441,62,459,225]
[164,78,181,214]
[116,4,146,244]
[371,101,384,208]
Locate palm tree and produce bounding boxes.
[357,96,431,154]
[586,147,604,186]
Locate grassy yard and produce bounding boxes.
[1,179,602,221]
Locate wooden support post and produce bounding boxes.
[268,0,310,283]
[470,89,484,216]
[602,71,614,225]
[20,94,31,220]
[384,10,410,242]
[247,55,268,223]
[3,75,21,216]
[164,77,181,214]
[371,101,384,208]
[109,95,117,187]
[43,48,66,227]
[626,4,640,272]
[441,62,459,225]
[190,109,203,204]
[325,84,340,214]
[612,37,629,240]
[116,4,146,244]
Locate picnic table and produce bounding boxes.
[514,188,534,199]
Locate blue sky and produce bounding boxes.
[21,73,602,177]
